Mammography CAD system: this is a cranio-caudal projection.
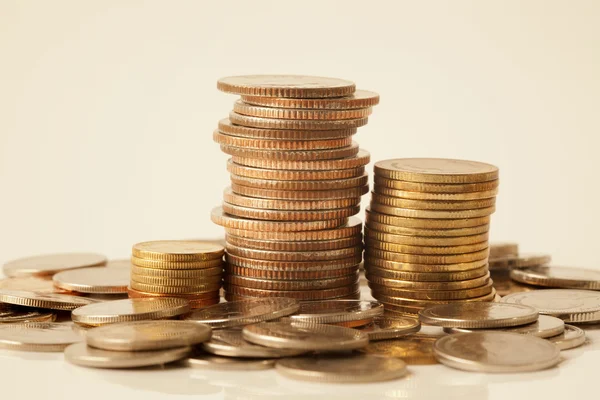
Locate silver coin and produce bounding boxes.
[418,302,538,328]
[0,322,83,352]
[275,354,407,383]
[547,324,586,350]
[444,315,565,338]
[434,331,561,372]
[287,300,383,324]
[511,266,600,290]
[53,267,130,294]
[363,316,421,341]
[64,342,191,368]
[86,321,212,351]
[500,289,600,323]
[242,322,368,351]
[184,354,275,370]
[202,328,305,358]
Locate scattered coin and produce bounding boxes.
[240,89,379,109]
[0,322,82,352]
[0,289,97,310]
[418,302,538,328]
[373,158,499,184]
[360,336,438,365]
[3,253,107,278]
[202,328,305,358]
[547,324,586,350]
[488,253,551,270]
[0,277,67,294]
[286,300,383,325]
[362,315,421,340]
[217,75,356,98]
[53,267,130,294]
[510,265,600,290]
[0,303,55,323]
[444,314,565,338]
[64,342,191,368]
[184,353,275,370]
[489,242,519,258]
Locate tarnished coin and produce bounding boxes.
[242,321,368,351]
[366,265,488,282]
[218,118,357,140]
[53,267,130,294]
[202,328,305,358]
[286,300,383,325]
[434,332,561,372]
[130,265,222,279]
[364,256,488,273]
[232,149,370,171]
[276,354,407,383]
[241,89,380,109]
[372,289,496,308]
[132,240,224,262]
[488,253,551,270]
[0,303,55,323]
[489,242,519,258]
[0,289,96,310]
[226,253,362,271]
[225,274,358,291]
[225,234,362,252]
[64,342,190,368]
[366,208,490,229]
[230,173,368,191]
[0,322,82,352]
[212,207,344,232]
[365,228,489,246]
[510,266,600,290]
[225,243,362,262]
[130,257,223,270]
[225,265,359,281]
[72,298,191,326]
[366,220,490,237]
[365,248,489,265]
[233,100,372,120]
[547,325,585,350]
[501,289,600,323]
[366,273,490,290]
[227,160,365,181]
[374,176,499,193]
[369,281,494,301]
[217,75,356,98]
[225,217,362,241]
[374,158,499,184]
[360,336,438,365]
[222,202,360,222]
[374,185,498,201]
[369,202,495,220]
[362,315,421,340]
[86,320,212,351]
[3,253,107,278]
[365,239,489,255]
[185,353,275,370]
[0,277,66,294]
[214,131,353,149]
[229,112,367,131]
[221,141,360,160]
[231,183,369,201]
[444,314,565,338]
[224,283,360,301]
[371,192,496,211]
[183,298,299,328]
[419,302,538,328]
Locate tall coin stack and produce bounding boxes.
[210,75,380,302]
[127,240,224,308]
[364,159,499,315]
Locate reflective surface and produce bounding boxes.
[419,302,538,328]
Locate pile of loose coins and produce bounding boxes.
[211,75,379,301]
[364,159,499,315]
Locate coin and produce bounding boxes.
[0,277,66,294]
[489,242,519,258]
[126,287,219,300]
[225,243,362,261]
[231,183,369,200]
[510,265,600,290]
[366,208,491,229]
[364,256,488,272]
[225,234,362,252]
[242,321,368,351]
[361,315,421,340]
[212,207,345,231]
[241,89,380,109]
[184,353,275,370]
[366,220,490,237]
[218,118,357,140]
[232,149,370,170]
[223,188,361,210]
[434,332,560,372]
[130,257,223,270]
[372,289,496,308]
[225,217,362,241]
[365,239,489,255]
[547,324,585,350]
[225,274,358,291]
[234,100,372,120]
[374,176,499,193]
[371,192,496,211]
[129,273,222,287]
[225,290,361,303]
[418,302,538,328]
[229,112,368,131]
[217,75,356,98]
[226,254,362,271]
[224,283,359,301]
[0,322,83,352]
[183,298,299,328]
[202,328,305,358]
[286,300,383,324]
[64,342,191,368]
[230,173,368,191]
[360,336,438,365]
[71,298,191,326]
[374,185,499,201]
[443,314,565,338]
[491,273,536,296]
[366,273,490,290]
[227,160,365,181]
[0,289,96,310]
[52,267,130,294]
[3,253,107,278]
[488,253,551,270]
[105,259,133,268]
[374,158,499,183]
[222,202,360,221]
[129,281,221,295]
[224,264,359,280]
[369,202,496,220]
[132,240,224,261]
[86,320,212,351]
[130,265,222,278]
[366,265,489,282]
[214,131,353,149]
[221,141,360,161]
[366,248,489,265]
[0,304,55,323]
[370,281,494,301]
[364,229,489,248]
[501,289,600,323]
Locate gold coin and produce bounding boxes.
[366,273,490,291]
[129,281,221,295]
[53,267,130,294]
[217,75,356,98]
[230,173,368,191]
[369,202,496,219]
[489,242,520,259]
[224,274,358,290]
[225,234,362,252]
[225,264,360,280]
[0,289,97,311]
[189,297,221,309]
[224,290,361,302]
[231,149,370,170]
[132,240,224,262]
[374,185,499,201]
[0,322,83,352]
[226,254,363,271]
[227,160,365,181]
[130,265,222,278]
[225,217,362,241]
[221,142,359,161]
[214,131,352,150]
[126,287,219,300]
[229,112,368,131]
[231,183,369,200]
[131,256,223,270]
[382,303,424,315]
[224,283,360,300]
[374,176,499,193]
[374,158,499,184]
[488,253,551,270]
[130,273,222,286]
[0,303,55,323]
[364,239,489,255]
[223,187,361,211]
[365,248,488,264]
[211,207,345,231]
[0,277,68,294]
[371,192,496,211]
[3,253,107,278]
[225,243,363,261]
[364,256,488,272]
[65,342,191,368]
[369,281,494,300]
[371,288,496,308]
[218,118,357,140]
[366,208,490,229]
[365,220,489,237]
[364,228,488,246]
[360,336,438,365]
[222,202,360,222]
[233,100,372,120]
[366,265,489,282]
[241,89,380,109]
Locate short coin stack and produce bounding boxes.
[211,75,380,301]
[127,241,224,308]
[364,158,499,315]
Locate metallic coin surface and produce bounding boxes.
[366,209,490,229]
[221,141,359,161]
[365,239,489,255]
[202,328,305,358]
[0,277,65,294]
[372,288,496,308]
[489,242,519,259]
[491,272,537,296]
[130,256,223,270]
[227,160,365,181]
[242,321,368,351]
[233,100,372,120]
[230,173,368,191]
[364,221,491,239]
[374,158,499,183]
[366,273,490,291]
[218,118,357,140]
[3,253,107,278]
[488,253,551,270]
[214,131,353,149]
[225,217,362,241]
[225,274,358,291]
[0,289,96,310]
[374,185,499,201]
[130,265,223,279]
[229,112,368,131]
[0,322,82,352]
[370,281,494,301]
[222,202,360,222]
[53,267,130,294]
[224,283,359,301]
[364,256,488,273]
[444,314,565,338]
[231,183,368,201]
[275,354,407,383]
[370,192,496,211]
[0,303,55,323]
[217,75,356,98]
[434,332,561,372]
[360,336,438,365]
[225,234,362,252]
[374,176,499,193]
[362,315,421,340]
[85,320,212,351]
[126,287,219,300]
[226,254,362,271]
[72,298,191,326]
[364,228,489,246]
[547,324,586,350]
[369,202,495,220]
[366,265,488,282]
[225,243,362,262]
[366,248,489,265]
[231,149,370,171]
[287,300,383,324]
[64,342,191,368]
[185,353,275,370]
[132,240,224,261]
[418,302,538,328]
[501,289,600,323]
[223,188,361,210]
[510,266,600,290]
[129,273,222,287]
[224,265,359,281]
[241,89,379,109]
[129,281,221,295]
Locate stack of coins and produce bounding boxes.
[127,241,224,308]
[211,75,379,301]
[364,158,499,315]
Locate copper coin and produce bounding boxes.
[224,217,362,241]
[225,243,363,261]
[241,89,379,109]
[374,185,499,201]
[221,141,359,161]
[214,131,353,149]
[231,149,370,170]
[217,75,356,98]
[231,183,369,200]
[224,274,359,291]
[222,202,360,221]
[224,283,360,300]
[371,192,496,211]
[373,176,499,193]
[229,112,368,131]
[230,173,368,191]
[218,118,357,140]
[227,160,365,181]
[374,158,499,184]
[226,254,363,271]
[223,188,361,211]
[364,256,488,272]
[366,208,491,229]
[364,228,489,246]
[225,234,362,252]
[365,220,490,237]
[234,100,372,120]
[224,265,360,280]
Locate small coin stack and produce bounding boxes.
[127,241,224,308]
[210,75,379,301]
[364,158,499,315]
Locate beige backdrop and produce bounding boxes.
[1,1,598,268]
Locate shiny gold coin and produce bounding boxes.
[365,248,489,264]
[231,183,369,200]
[0,277,68,294]
[226,254,363,271]
[223,188,361,211]
[366,208,490,229]
[489,242,520,259]
[130,265,222,279]
[230,173,368,191]
[374,185,499,201]
[214,131,353,150]
[366,273,490,290]
[225,243,363,261]
[331,318,375,328]
[224,282,360,300]
[365,239,489,255]
[224,274,358,291]
[225,290,361,302]
[132,240,224,262]
[374,176,499,193]
[0,322,83,352]
[225,217,362,241]
[221,141,359,161]
[233,100,372,120]
[65,342,191,368]
[130,273,222,286]
[218,118,357,140]
[217,75,356,98]
[371,192,496,211]
[241,89,380,110]
[231,149,370,170]
[372,288,496,308]
[126,287,219,300]
[0,303,55,323]
[227,160,365,181]
[3,253,107,278]
[229,112,368,131]
[374,158,499,184]
[222,202,360,221]
[212,207,345,231]
[130,256,223,270]
[129,281,221,295]
[369,202,496,220]
[488,253,551,270]
[52,267,130,294]
[364,228,488,246]
[365,220,490,237]
[0,289,97,311]
[360,336,438,365]
[364,256,488,272]
[224,264,360,280]
[225,234,362,252]
[366,265,489,282]
[369,281,494,300]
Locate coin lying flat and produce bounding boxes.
[500,289,600,323]
[225,234,362,252]
[286,300,383,325]
[374,158,499,184]
[374,185,498,201]
[242,322,369,351]
[434,332,561,372]
[444,315,565,338]
[0,277,66,294]
[183,298,299,328]
[71,298,191,326]
[132,240,224,262]
[184,353,275,370]
[86,321,212,351]
[0,289,97,310]
[374,176,499,193]
[226,162,366,182]
[510,266,600,290]
[218,118,357,140]
[217,75,356,98]
[0,303,55,323]
[488,253,551,270]
[367,272,490,290]
[489,243,519,258]
[232,149,370,171]
[225,243,362,262]
[547,325,586,350]
[360,336,438,365]
[0,322,83,352]
[362,315,421,340]
[364,228,489,246]
[202,328,305,358]
[3,253,107,278]
[233,100,372,120]
[276,354,407,383]
[224,283,359,301]
[366,265,489,282]
[64,342,191,368]
[365,256,488,273]
[418,302,538,328]
[214,131,353,150]
[53,267,130,294]
[130,265,223,279]
[366,209,491,229]
[241,89,379,109]
[130,256,223,270]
